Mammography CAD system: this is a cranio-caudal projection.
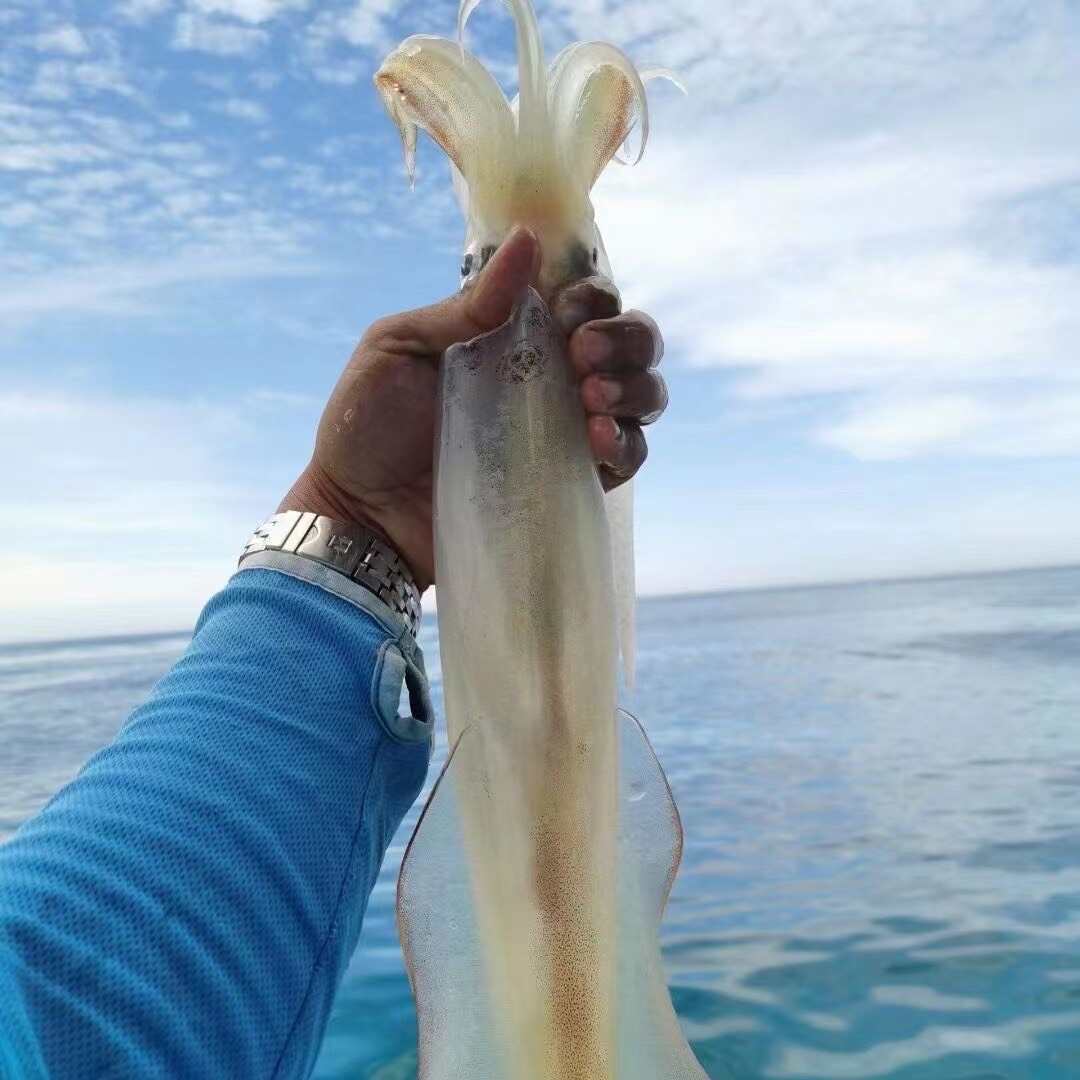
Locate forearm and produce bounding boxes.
[0,562,432,1079]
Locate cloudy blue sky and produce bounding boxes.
[3,0,1080,642]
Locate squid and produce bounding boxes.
[375,2,705,1077]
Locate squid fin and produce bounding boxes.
[396,713,706,1078]
[397,729,507,1079]
[613,709,707,1078]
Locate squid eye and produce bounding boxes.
[563,242,594,282]
[592,247,598,266]
[461,252,474,277]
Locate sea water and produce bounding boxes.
[3,566,1080,1078]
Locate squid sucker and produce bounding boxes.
[376,3,705,1078]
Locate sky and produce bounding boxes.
[2,0,1080,642]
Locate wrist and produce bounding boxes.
[279,463,432,591]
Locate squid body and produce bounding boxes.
[375,2,704,1077]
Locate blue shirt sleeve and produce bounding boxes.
[0,563,433,1080]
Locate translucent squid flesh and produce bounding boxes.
[376,2,703,1076]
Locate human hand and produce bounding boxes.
[280,227,667,591]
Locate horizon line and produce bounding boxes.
[2,558,1076,652]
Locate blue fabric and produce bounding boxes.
[0,567,432,1079]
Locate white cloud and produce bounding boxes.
[712,249,1080,397]
[0,140,111,172]
[192,69,234,92]
[302,0,403,83]
[32,24,90,56]
[820,395,992,461]
[0,201,39,227]
[0,252,315,325]
[172,11,268,54]
[115,0,172,23]
[821,391,1080,461]
[215,96,269,122]
[249,68,280,90]
[29,59,136,101]
[335,0,400,48]
[159,110,193,129]
[32,168,129,194]
[189,0,308,24]
[160,189,213,215]
[155,139,206,161]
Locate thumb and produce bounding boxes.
[404,226,541,353]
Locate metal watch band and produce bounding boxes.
[239,511,422,636]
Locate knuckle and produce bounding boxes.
[362,312,430,357]
[362,315,399,348]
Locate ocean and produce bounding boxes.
[3,565,1080,1078]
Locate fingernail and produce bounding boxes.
[514,226,542,277]
[598,377,621,410]
[607,417,623,442]
[556,303,588,337]
[470,228,539,327]
[583,328,614,368]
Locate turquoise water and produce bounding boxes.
[4,566,1080,1077]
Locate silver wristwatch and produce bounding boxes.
[239,511,422,635]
